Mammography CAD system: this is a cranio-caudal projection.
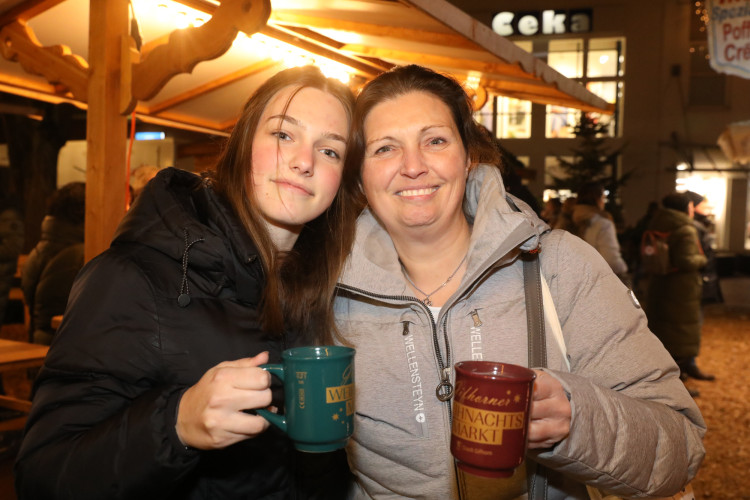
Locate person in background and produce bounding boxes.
[15,65,358,500]
[685,191,723,305]
[0,194,24,328]
[567,181,628,279]
[539,197,562,228]
[21,182,86,345]
[552,195,576,231]
[334,65,704,499]
[624,200,659,302]
[129,164,161,206]
[645,192,711,395]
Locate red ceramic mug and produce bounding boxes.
[450,361,536,478]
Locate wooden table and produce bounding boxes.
[0,339,49,374]
[50,315,63,330]
[0,339,49,429]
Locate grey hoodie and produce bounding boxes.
[334,165,705,499]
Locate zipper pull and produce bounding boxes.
[470,309,482,327]
[436,367,454,402]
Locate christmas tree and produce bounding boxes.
[551,112,627,194]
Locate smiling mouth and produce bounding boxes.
[397,187,438,197]
[274,179,313,196]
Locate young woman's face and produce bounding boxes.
[251,85,349,234]
[361,91,470,237]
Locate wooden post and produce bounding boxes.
[85,0,129,262]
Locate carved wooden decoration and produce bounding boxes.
[132,0,272,102]
[0,20,89,100]
[469,85,488,110]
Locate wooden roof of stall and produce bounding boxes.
[0,0,614,260]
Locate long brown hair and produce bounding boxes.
[213,66,359,344]
[345,65,500,188]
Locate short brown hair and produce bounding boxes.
[346,65,500,186]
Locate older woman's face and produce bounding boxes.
[361,91,470,237]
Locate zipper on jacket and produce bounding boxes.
[431,308,454,404]
[337,284,455,412]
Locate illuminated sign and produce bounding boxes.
[492,9,593,37]
[706,0,750,78]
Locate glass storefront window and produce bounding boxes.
[473,96,494,133]
[545,106,579,138]
[548,39,584,78]
[513,40,533,53]
[586,81,622,137]
[587,38,625,77]
[496,96,531,139]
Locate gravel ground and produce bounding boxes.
[688,301,750,500]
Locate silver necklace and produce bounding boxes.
[401,254,468,306]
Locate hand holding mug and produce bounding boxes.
[257,346,355,453]
[176,351,273,450]
[450,361,536,478]
[527,370,571,449]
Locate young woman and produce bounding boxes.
[334,65,705,499]
[15,66,358,500]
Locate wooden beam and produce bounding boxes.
[148,58,279,114]
[260,25,383,78]
[266,24,393,73]
[0,20,89,100]
[172,1,391,75]
[0,0,65,25]
[484,84,615,114]
[340,44,536,81]
[85,0,129,262]
[268,12,480,51]
[132,0,271,102]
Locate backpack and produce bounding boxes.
[640,230,672,275]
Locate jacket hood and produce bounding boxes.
[649,207,694,232]
[112,168,262,302]
[338,164,548,296]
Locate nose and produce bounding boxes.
[399,146,428,178]
[289,144,314,176]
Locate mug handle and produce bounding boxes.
[256,364,287,432]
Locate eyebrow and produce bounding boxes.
[366,124,451,148]
[267,114,347,144]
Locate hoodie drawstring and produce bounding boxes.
[177,228,205,307]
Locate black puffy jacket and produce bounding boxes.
[15,168,345,499]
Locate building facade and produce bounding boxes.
[453,0,750,253]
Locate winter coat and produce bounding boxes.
[0,206,24,325]
[15,168,346,500]
[645,208,707,360]
[570,204,628,276]
[693,214,722,304]
[334,165,705,500]
[21,215,85,344]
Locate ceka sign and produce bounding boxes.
[706,0,750,79]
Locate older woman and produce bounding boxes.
[334,65,705,499]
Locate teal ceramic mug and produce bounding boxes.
[257,346,355,452]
